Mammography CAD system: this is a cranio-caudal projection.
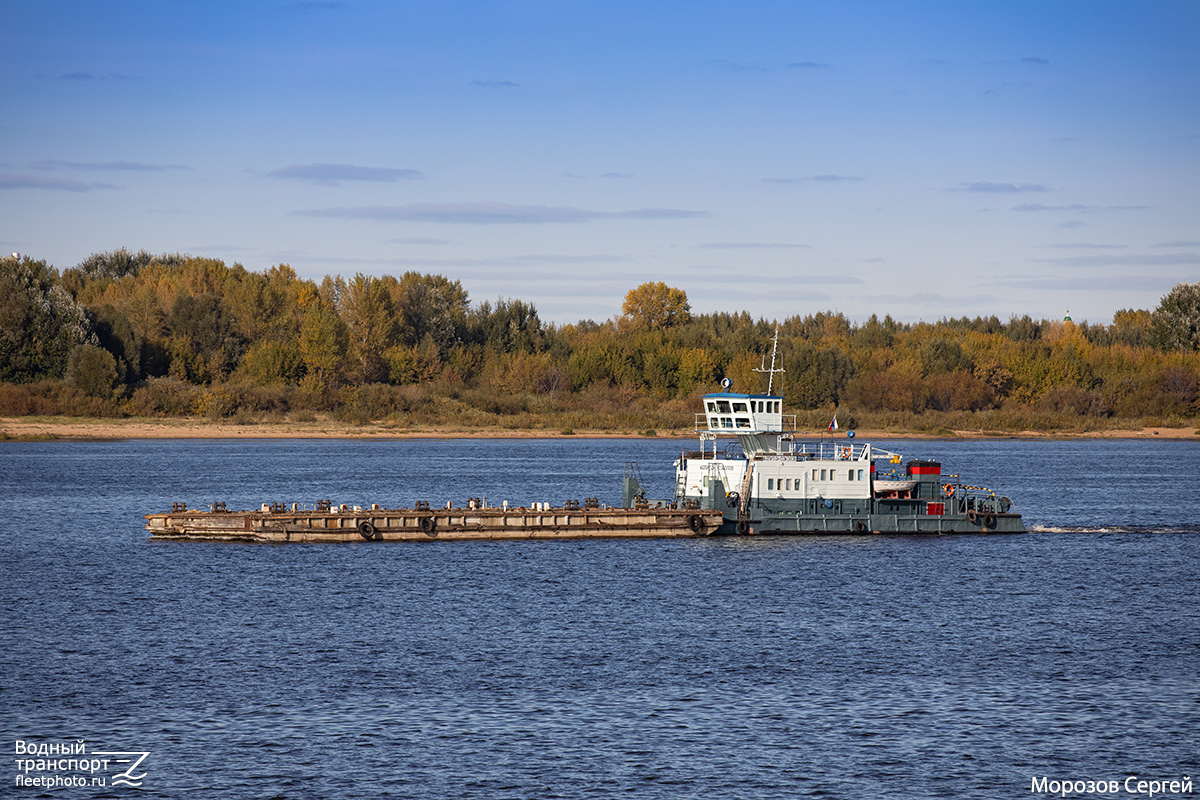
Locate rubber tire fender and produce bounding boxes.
[358,520,379,541]
[984,513,996,529]
[854,520,867,532]
[419,515,437,536]
[736,520,749,535]
[967,510,978,523]
[688,514,704,533]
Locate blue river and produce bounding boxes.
[1,437,1197,798]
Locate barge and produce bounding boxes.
[147,499,725,542]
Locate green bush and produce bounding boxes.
[66,344,120,399]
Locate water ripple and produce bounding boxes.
[1,439,1198,798]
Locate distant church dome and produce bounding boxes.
[1063,308,1072,322]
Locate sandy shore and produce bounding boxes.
[2,416,1197,441]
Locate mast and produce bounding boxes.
[753,327,785,395]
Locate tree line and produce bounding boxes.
[1,249,1198,430]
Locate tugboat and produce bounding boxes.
[622,335,1024,535]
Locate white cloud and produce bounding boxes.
[267,163,424,185]
[293,202,707,224]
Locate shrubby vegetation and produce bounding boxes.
[2,249,1198,433]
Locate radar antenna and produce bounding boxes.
[752,327,785,395]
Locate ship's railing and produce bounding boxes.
[694,413,797,433]
[689,436,892,463]
[680,440,745,461]
[768,439,871,461]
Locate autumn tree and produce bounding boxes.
[165,293,243,382]
[1112,308,1153,348]
[224,263,307,344]
[386,272,469,352]
[621,282,690,330]
[785,342,855,408]
[472,298,546,354]
[1151,282,1200,352]
[89,303,143,386]
[75,248,184,280]
[0,256,96,382]
[240,340,306,385]
[66,344,119,399]
[341,273,397,383]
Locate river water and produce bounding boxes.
[1,437,1197,798]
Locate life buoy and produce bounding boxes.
[688,514,703,533]
[840,446,851,459]
[984,513,996,528]
[943,484,955,498]
[736,520,749,535]
[358,520,379,541]
[419,516,436,536]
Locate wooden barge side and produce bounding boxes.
[145,504,725,543]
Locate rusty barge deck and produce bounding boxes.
[146,500,724,543]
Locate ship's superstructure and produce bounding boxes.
[624,337,1024,535]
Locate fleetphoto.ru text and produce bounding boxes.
[14,739,149,789]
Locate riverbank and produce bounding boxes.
[2,416,1197,441]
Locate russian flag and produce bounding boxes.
[828,416,838,431]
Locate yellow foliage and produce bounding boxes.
[621,282,690,330]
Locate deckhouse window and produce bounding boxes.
[706,402,718,413]
[736,418,751,428]
[733,402,748,413]
[717,401,732,413]
[767,478,774,490]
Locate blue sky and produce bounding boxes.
[2,0,1197,325]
